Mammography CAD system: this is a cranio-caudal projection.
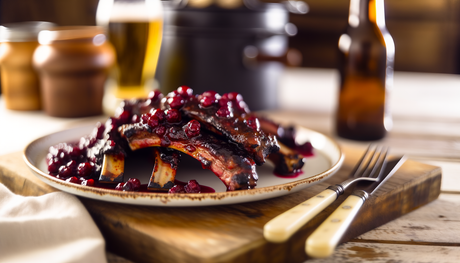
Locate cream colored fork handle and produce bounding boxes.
[264,189,337,243]
[305,195,364,258]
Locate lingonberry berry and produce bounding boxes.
[216,106,232,118]
[131,114,140,123]
[95,123,105,139]
[165,109,181,123]
[177,86,193,98]
[147,115,159,128]
[219,97,229,107]
[226,92,243,102]
[200,96,215,107]
[77,162,94,178]
[202,90,218,98]
[66,160,78,173]
[148,90,162,102]
[155,126,166,137]
[150,108,165,122]
[48,158,62,174]
[126,178,141,191]
[167,96,185,109]
[220,92,243,109]
[296,142,314,156]
[236,100,249,112]
[117,110,131,124]
[68,146,82,160]
[185,120,201,138]
[81,179,95,186]
[140,113,151,124]
[168,185,186,193]
[58,166,73,179]
[107,140,116,147]
[115,183,125,190]
[122,181,135,191]
[185,180,201,193]
[66,176,80,184]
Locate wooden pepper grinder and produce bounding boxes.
[335,0,395,141]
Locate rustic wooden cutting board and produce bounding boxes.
[0,146,441,263]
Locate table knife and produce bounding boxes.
[305,156,406,258]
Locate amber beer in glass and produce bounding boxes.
[335,0,394,141]
[97,0,163,99]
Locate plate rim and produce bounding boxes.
[23,124,344,206]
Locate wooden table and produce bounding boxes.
[275,68,460,262]
[1,67,460,262]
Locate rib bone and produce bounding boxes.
[148,148,180,191]
[99,153,125,183]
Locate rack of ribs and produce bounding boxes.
[119,118,258,191]
[46,87,308,192]
[177,91,280,166]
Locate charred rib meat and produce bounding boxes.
[178,91,280,166]
[120,119,258,191]
[45,86,309,191]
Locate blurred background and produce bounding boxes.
[1,0,459,75]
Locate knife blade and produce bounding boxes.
[305,156,406,258]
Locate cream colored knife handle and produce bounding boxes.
[264,189,337,243]
[305,195,364,258]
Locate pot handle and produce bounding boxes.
[243,45,302,67]
[283,0,309,14]
[244,0,309,14]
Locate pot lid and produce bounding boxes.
[162,0,307,32]
[0,21,55,42]
[165,0,308,13]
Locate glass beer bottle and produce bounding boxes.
[335,0,394,141]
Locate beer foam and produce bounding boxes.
[109,0,163,22]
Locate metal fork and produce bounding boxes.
[326,145,389,198]
[305,147,407,258]
[264,145,389,243]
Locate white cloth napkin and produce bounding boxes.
[0,183,107,263]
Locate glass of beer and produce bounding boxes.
[96,0,163,99]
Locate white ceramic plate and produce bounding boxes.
[24,125,344,206]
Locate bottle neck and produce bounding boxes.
[348,0,386,28]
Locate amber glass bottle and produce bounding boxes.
[335,0,394,141]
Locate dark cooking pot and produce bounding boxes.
[156,0,306,111]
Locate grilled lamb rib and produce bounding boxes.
[248,115,305,175]
[93,91,164,183]
[268,143,305,175]
[165,90,280,166]
[119,120,258,191]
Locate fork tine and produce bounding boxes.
[362,145,382,177]
[352,145,389,179]
[352,145,377,178]
[368,146,389,179]
[350,145,372,178]
[359,146,379,177]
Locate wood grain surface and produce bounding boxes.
[302,194,460,262]
[0,146,442,263]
